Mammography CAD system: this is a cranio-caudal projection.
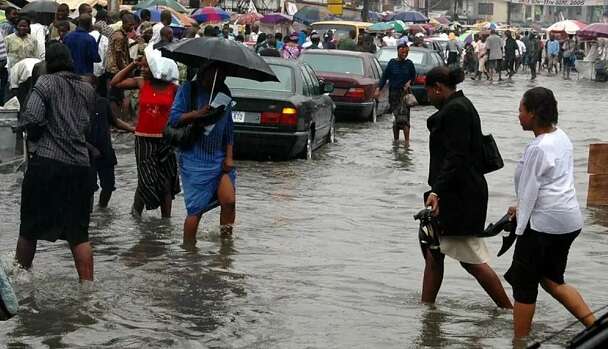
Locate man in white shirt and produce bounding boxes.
[150,10,172,46]
[29,20,46,60]
[90,27,109,78]
[515,35,526,72]
[382,30,397,47]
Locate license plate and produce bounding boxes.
[232,111,245,123]
[332,88,347,96]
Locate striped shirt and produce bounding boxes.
[169,81,234,162]
[0,31,7,62]
[20,72,97,166]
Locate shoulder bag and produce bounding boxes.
[480,133,504,174]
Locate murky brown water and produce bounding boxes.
[1,74,608,348]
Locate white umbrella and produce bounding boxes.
[546,20,587,35]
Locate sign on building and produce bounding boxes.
[328,0,343,15]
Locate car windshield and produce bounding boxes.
[377,49,426,65]
[300,54,365,75]
[225,64,293,93]
[312,24,355,40]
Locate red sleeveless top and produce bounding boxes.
[135,80,177,137]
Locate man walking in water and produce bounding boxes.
[485,29,503,81]
[375,43,416,143]
[526,32,540,80]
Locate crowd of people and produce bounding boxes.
[0,3,600,341]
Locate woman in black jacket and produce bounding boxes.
[421,66,512,309]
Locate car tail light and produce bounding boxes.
[261,107,298,127]
[415,75,426,85]
[344,87,366,102]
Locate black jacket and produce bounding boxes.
[427,90,487,236]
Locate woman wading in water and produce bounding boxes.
[421,66,512,309]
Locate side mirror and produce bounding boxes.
[321,81,334,94]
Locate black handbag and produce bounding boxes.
[163,82,226,149]
[480,134,504,174]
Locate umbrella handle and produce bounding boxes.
[209,69,218,104]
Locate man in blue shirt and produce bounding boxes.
[375,43,416,142]
[546,35,560,75]
[63,14,101,75]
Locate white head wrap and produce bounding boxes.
[144,45,179,83]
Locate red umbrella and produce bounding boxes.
[577,23,608,40]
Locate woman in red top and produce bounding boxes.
[111,53,180,218]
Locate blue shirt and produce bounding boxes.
[379,58,416,90]
[547,40,560,56]
[169,81,234,163]
[63,28,101,75]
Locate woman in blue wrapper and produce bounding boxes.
[169,60,236,243]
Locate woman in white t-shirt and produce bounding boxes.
[506,87,596,338]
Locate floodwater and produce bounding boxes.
[1,74,608,348]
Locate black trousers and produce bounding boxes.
[529,62,537,79]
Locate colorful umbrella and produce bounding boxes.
[153,5,197,27]
[191,7,230,24]
[133,0,188,14]
[368,20,406,33]
[293,6,333,26]
[260,13,292,24]
[389,11,428,23]
[233,12,262,25]
[135,8,184,28]
[547,20,587,34]
[577,23,608,40]
[458,30,479,44]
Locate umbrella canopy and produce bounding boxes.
[458,30,479,44]
[546,20,587,34]
[135,8,184,27]
[150,5,197,27]
[293,6,333,26]
[367,11,382,22]
[389,11,428,23]
[433,16,450,25]
[260,13,292,24]
[233,12,262,25]
[160,37,278,82]
[20,0,57,15]
[577,22,608,40]
[368,20,406,33]
[191,7,230,24]
[133,0,187,13]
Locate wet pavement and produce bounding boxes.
[1,73,608,348]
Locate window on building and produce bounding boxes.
[478,3,494,16]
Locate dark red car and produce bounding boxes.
[299,50,388,122]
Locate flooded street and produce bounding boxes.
[1,75,608,348]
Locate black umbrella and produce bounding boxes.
[20,1,58,15]
[160,37,279,82]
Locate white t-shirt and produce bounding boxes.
[30,23,46,60]
[516,40,526,57]
[383,36,397,47]
[150,22,165,45]
[90,30,109,77]
[514,128,583,235]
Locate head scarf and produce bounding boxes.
[144,45,178,82]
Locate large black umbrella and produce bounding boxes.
[160,37,279,82]
[20,1,58,15]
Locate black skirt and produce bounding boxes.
[20,156,93,245]
[135,137,180,210]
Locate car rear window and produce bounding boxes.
[377,49,426,65]
[226,64,293,93]
[311,24,355,40]
[300,54,365,76]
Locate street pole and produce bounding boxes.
[362,0,369,22]
[425,0,429,17]
[109,0,119,13]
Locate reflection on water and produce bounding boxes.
[1,75,608,347]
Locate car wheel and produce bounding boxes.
[327,117,336,144]
[300,131,313,160]
[368,102,377,123]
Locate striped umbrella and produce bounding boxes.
[153,5,197,27]
[135,8,184,28]
[191,7,231,24]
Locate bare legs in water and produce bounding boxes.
[421,249,513,309]
[15,237,94,281]
[183,174,236,245]
[513,278,595,338]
